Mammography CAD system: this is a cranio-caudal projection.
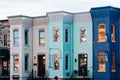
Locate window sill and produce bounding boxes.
[13,45,19,47]
[24,45,29,47]
[112,69,116,72]
[39,44,45,47]
[25,70,30,73]
[13,70,19,73]
[97,41,106,43]
[98,70,106,72]
[112,41,116,42]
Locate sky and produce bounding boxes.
[0,0,120,19]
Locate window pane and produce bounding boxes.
[65,55,69,70]
[65,28,69,43]
[13,30,19,45]
[39,30,45,45]
[111,24,115,42]
[98,24,106,42]
[13,55,19,71]
[112,52,116,72]
[4,34,7,46]
[54,27,59,42]
[80,27,86,43]
[98,52,106,72]
[25,29,29,45]
[25,55,28,71]
[54,54,59,70]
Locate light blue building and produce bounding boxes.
[47,11,93,80]
[73,12,93,79]
[47,11,74,80]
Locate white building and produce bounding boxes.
[32,16,48,78]
[8,16,33,80]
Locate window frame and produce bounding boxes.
[24,54,29,71]
[13,55,19,71]
[39,29,45,45]
[53,26,59,43]
[98,23,106,42]
[24,28,29,46]
[111,24,116,42]
[13,29,19,46]
[65,27,70,43]
[80,27,86,43]
[98,52,106,72]
[65,54,69,71]
[4,34,7,46]
[111,52,116,72]
[54,53,60,70]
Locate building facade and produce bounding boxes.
[91,6,120,80]
[47,11,73,79]
[1,6,119,80]
[8,16,33,80]
[32,16,48,78]
[0,20,10,78]
[73,12,93,79]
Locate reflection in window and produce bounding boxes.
[112,52,116,72]
[65,28,69,43]
[65,54,69,70]
[98,24,106,42]
[98,52,106,72]
[4,34,7,46]
[25,55,29,71]
[24,29,29,45]
[80,27,86,43]
[54,27,59,42]
[54,54,59,70]
[111,24,115,42]
[13,55,19,71]
[39,30,45,45]
[13,30,19,45]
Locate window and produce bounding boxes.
[98,52,106,72]
[13,55,19,71]
[54,27,59,42]
[24,29,29,45]
[80,27,86,43]
[25,55,29,71]
[112,52,116,72]
[39,30,45,45]
[111,24,115,42]
[65,28,69,43]
[65,54,69,70]
[98,24,106,42]
[4,34,7,46]
[54,54,59,70]
[13,30,19,45]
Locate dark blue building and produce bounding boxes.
[91,6,120,80]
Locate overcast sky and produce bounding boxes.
[0,0,120,19]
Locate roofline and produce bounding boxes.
[47,11,73,15]
[7,15,32,18]
[91,6,120,11]
[32,16,47,19]
[74,11,90,15]
[0,19,8,22]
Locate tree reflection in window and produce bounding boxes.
[54,27,59,42]
[98,24,106,42]
[98,52,106,72]
[13,55,19,71]
[80,27,86,43]
[111,24,116,42]
[112,52,116,72]
[54,54,59,70]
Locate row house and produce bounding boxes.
[0,20,10,77]
[3,6,120,80]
